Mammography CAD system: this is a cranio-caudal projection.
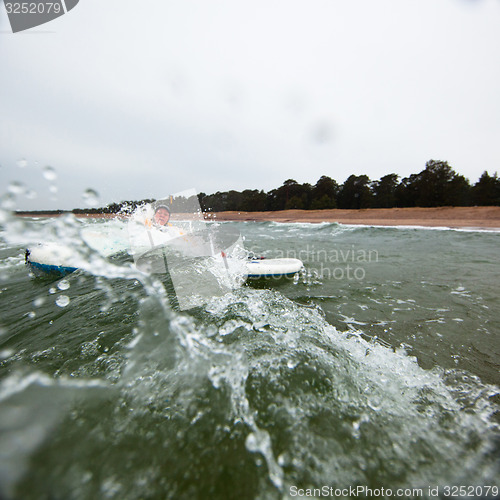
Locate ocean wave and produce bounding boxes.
[1,216,499,498]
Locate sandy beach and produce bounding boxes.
[16,206,500,229]
[212,206,500,229]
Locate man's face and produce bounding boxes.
[154,208,170,225]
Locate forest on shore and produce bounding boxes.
[198,160,500,212]
[17,160,500,216]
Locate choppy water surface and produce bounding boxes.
[0,215,499,499]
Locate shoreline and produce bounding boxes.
[15,206,500,229]
[213,206,500,229]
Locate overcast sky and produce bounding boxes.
[1,0,499,210]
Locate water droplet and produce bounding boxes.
[28,311,36,319]
[25,189,37,199]
[49,185,58,194]
[352,420,361,439]
[0,349,14,360]
[1,193,16,210]
[57,279,70,291]
[17,158,28,168]
[368,395,383,411]
[56,295,70,307]
[8,181,26,195]
[82,188,100,207]
[43,165,57,181]
[33,297,45,307]
[245,433,258,452]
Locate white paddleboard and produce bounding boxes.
[26,239,303,280]
[245,258,303,278]
[26,243,79,276]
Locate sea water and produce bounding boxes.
[0,215,499,499]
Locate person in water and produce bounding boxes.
[145,204,184,237]
[153,205,171,226]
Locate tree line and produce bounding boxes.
[15,160,500,217]
[198,160,500,212]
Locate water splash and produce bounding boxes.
[1,214,499,498]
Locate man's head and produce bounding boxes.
[153,205,170,226]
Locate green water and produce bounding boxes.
[0,217,499,499]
